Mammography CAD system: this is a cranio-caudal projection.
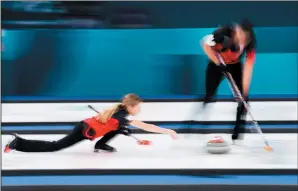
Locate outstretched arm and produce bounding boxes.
[129,120,177,139]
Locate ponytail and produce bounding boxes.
[98,103,122,123]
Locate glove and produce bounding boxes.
[119,127,131,136]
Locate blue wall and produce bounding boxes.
[108,2,298,28]
[2,27,298,98]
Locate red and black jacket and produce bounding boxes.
[82,106,130,140]
[211,25,256,64]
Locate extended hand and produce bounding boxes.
[167,129,178,140]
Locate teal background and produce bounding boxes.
[2,175,298,186]
[2,27,298,98]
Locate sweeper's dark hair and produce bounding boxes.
[239,19,254,33]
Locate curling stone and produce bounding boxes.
[205,136,230,154]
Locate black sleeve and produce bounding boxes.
[118,118,130,128]
[111,109,130,127]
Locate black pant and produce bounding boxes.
[94,129,121,149]
[15,122,87,152]
[204,61,247,138]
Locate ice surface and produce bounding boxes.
[2,134,297,170]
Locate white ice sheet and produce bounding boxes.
[2,134,297,170]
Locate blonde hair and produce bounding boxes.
[98,94,142,123]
